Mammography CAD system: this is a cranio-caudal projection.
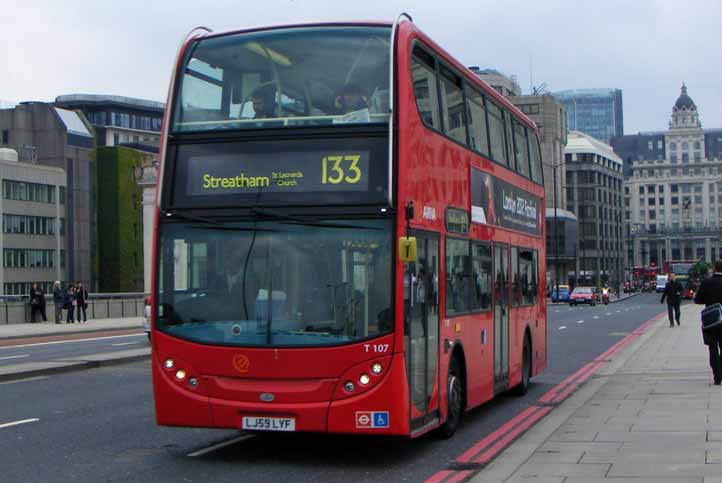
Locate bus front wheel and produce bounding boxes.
[437,358,463,439]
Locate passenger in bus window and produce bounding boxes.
[251,84,278,119]
[334,83,369,114]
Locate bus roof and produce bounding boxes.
[193,21,393,42]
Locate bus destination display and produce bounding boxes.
[186,150,370,196]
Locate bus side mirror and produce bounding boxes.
[398,237,417,263]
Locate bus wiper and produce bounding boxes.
[163,211,269,232]
[162,210,223,227]
[249,207,381,230]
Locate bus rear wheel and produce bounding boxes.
[437,358,463,439]
[514,335,531,396]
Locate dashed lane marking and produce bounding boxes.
[558,326,567,330]
[1,333,145,350]
[0,376,48,385]
[0,354,30,361]
[577,320,584,324]
[605,313,612,316]
[593,316,600,319]
[0,418,39,429]
[187,433,255,457]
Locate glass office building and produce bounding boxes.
[553,89,624,144]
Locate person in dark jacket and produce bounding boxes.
[661,272,684,327]
[65,286,77,324]
[52,281,64,324]
[29,282,48,323]
[694,259,722,386]
[75,282,89,323]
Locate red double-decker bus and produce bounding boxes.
[150,15,546,438]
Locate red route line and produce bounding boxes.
[473,406,552,464]
[423,470,453,483]
[551,361,604,403]
[445,470,473,483]
[538,361,595,404]
[456,405,539,463]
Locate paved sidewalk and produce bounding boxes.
[0,316,143,340]
[474,303,722,482]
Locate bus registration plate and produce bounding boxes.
[242,416,295,432]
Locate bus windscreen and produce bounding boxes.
[155,219,393,347]
[172,26,391,132]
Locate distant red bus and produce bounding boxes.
[662,260,695,277]
[150,16,546,438]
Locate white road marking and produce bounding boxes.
[554,310,560,313]
[1,333,144,350]
[616,310,621,313]
[605,313,612,316]
[577,320,584,324]
[0,418,39,429]
[0,376,48,385]
[111,342,140,347]
[593,316,600,319]
[558,326,567,330]
[0,354,30,361]
[187,433,254,457]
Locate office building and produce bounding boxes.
[0,102,94,288]
[623,84,722,267]
[0,148,67,295]
[469,67,521,97]
[553,88,624,144]
[511,94,568,209]
[55,94,164,147]
[565,131,624,288]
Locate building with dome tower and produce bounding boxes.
[616,84,722,270]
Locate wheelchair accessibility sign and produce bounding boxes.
[355,411,389,429]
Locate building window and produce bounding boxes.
[2,180,57,204]
[1,130,8,145]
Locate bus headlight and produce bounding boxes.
[359,374,370,385]
[164,358,175,369]
[344,381,355,393]
[175,369,187,380]
[371,363,383,375]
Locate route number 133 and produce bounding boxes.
[321,155,362,184]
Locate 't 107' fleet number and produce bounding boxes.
[364,344,389,353]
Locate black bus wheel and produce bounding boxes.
[514,335,532,396]
[436,358,463,439]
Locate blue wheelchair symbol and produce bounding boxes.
[372,412,389,428]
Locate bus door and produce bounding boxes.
[405,232,440,430]
[493,243,510,393]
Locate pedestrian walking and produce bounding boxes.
[76,282,89,323]
[661,272,684,327]
[52,281,64,324]
[29,282,48,323]
[694,259,722,386]
[65,286,77,323]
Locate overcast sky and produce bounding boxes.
[1,0,720,135]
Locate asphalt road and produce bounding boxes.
[0,332,148,368]
[0,293,671,483]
